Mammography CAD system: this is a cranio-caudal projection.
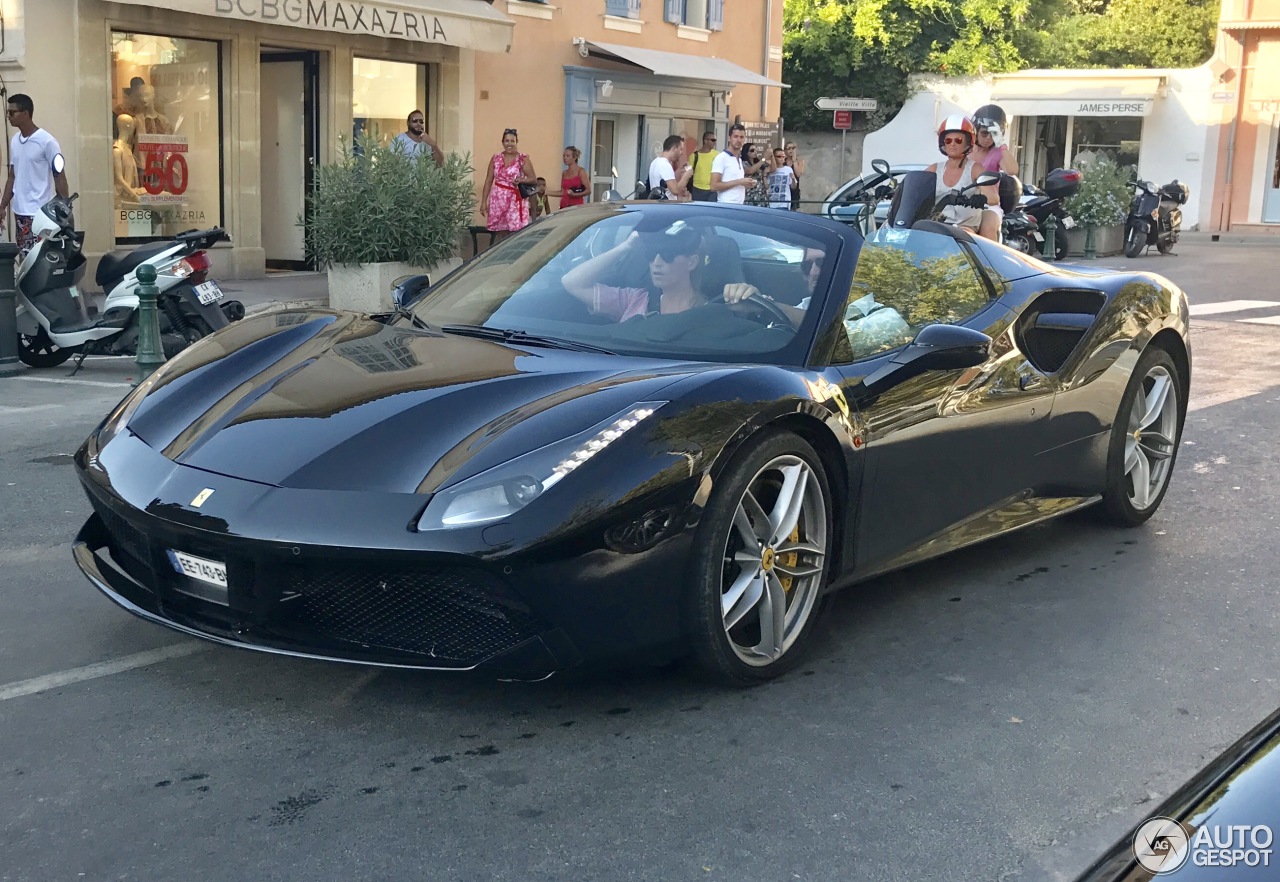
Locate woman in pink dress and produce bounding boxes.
[480,128,538,242]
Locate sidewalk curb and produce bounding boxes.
[244,297,329,317]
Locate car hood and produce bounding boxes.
[123,310,699,493]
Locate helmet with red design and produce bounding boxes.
[936,114,976,155]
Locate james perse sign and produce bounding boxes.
[106,0,513,52]
[1075,101,1149,115]
[213,0,447,41]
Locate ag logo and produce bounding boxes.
[1133,816,1191,874]
[190,488,215,508]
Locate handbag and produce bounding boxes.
[517,182,538,199]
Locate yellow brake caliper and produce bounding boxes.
[778,524,800,594]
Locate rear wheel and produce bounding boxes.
[1156,237,1174,255]
[1006,234,1033,255]
[17,328,78,368]
[1098,347,1183,526]
[686,431,832,685]
[1123,224,1145,258]
[1054,234,1069,261]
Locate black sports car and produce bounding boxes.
[72,204,1191,684]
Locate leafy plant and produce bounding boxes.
[1064,155,1131,227]
[303,133,476,268]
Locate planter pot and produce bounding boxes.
[327,258,463,313]
[1064,224,1124,258]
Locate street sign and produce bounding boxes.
[833,110,853,130]
[815,97,878,111]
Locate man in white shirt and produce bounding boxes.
[647,135,690,200]
[1,94,68,252]
[766,147,797,209]
[710,123,748,204]
[391,110,444,168]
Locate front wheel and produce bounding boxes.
[1123,223,1146,258]
[1098,347,1183,526]
[685,431,832,685]
[1006,234,1033,255]
[18,328,79,368]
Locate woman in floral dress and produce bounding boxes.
[481,128,538,242]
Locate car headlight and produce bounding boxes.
[417,402,666,531]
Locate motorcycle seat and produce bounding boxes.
[47,316,99,334]
[95,242,175,289]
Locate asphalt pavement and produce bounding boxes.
[2,242,1279,882]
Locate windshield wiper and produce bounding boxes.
[442,325,616,355]
[394,304,437,333]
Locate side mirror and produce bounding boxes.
[391,273,431,309]
[856,323,991,398]
[871,158,891,176]
[974,171,1001,187]
[51,153,66,176]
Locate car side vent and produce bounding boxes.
[1017,289,1106,374]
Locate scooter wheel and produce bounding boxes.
[18,329,79,368]
[1007,234,1032,255]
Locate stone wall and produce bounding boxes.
[781,130,868,213]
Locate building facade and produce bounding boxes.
[0,0,784,279]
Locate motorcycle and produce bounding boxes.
[885,167,1002,232]
[1001,207,1043,255]
[14,193,242,369]
[1124,178,1188,258]
[1012,168,1083,260]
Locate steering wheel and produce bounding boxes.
[722,291,796,328]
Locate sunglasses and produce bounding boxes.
[943,136,968,145]
[651,247,695,263]
[503,128,518,136]
[802,256,824,274]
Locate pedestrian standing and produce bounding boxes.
[1,94,69,252]
[480,128,537,243]
[529,177,553,219]
[552,146,588,210]
[767,146,797,209]
[688,131,719,202]
[709,124,749,204]
[647,135,691,200]
[742,143,769,207]
[391,110,444,168]
[785,142,804,211]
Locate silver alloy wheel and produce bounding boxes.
[718,455,827,666]
[1125,364,1179,511]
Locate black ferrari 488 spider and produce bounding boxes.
[73,203,1191,684]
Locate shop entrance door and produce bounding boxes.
[260,50,319,269]
[1264,121,1280,224]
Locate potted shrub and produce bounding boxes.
[1062,156,1131,258]
[304,133,476,312]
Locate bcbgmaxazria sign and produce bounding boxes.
[106,0,513,52]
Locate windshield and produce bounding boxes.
[399,205,848,365]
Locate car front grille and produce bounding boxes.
[269,564,546,665]
[94,501,155,579]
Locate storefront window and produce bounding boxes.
[353,58,428,146]
[1071,117,1142,172]
[110,32,222,242]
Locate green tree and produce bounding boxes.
[1033,0,1218,68]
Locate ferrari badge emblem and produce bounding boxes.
[190,488,215,508]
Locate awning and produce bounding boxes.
[109,0,513,53]
[586,41,786,88]
[1220,19,1280,30]
[991,74,1164,117]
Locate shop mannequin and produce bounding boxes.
[136,84,171,135]
[113,113,145,202]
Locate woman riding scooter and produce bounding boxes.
[926,115,1001,241]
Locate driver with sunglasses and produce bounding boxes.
[563,227,820,324]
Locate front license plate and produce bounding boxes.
[167,550,229,604]
[1061,216,1077,229]
[194,280,224,305]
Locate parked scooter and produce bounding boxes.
[1124,178,1188,258]
[14,193,242,369]
[1013,168,1083,260]
[1001,207,1043,255]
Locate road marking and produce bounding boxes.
[0,403,63,414]
[1240,315,1280,326]
[1189,299,1280,316]
[12,375,131,389]
[0,643,207,702]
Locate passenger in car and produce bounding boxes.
[721,246,825,325]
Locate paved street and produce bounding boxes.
[2,241,1279,881]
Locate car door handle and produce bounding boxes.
[1020,375,1048,391]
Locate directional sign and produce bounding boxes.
[815,97,878,111]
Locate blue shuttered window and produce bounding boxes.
[664,0,684,24]
[606,0,642,18]
[708,0,724,31]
